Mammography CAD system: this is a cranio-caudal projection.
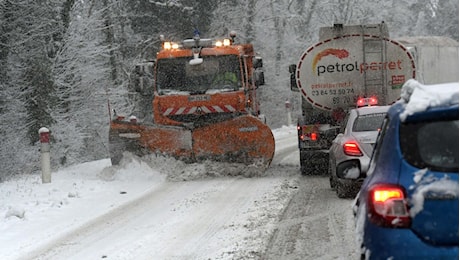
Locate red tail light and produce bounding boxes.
[357,96,378,107]
[310,132,317,141]
[367,184,411,228]
[343,141,363,156]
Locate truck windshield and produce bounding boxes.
[156,55,241,95]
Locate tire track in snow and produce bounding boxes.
[263,176,360,259]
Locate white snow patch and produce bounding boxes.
[399,79,459,121]
[410,176,459,217]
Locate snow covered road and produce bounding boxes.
[2,126,359,259]
[27,176,295,259]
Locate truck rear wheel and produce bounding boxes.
[299,150,328,175]
[109,132,125,166]
[108,131,142,166]
[336,182,349,198]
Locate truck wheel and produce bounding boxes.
[300,160,309,175]
[299,150,312,175]
[300,150,328,175]
[109,133,125,166]
[327,160,336,189]
[110,151,123,166]
[336,182,347,198]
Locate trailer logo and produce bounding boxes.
[314,47,404,76]
[312,48,349,74]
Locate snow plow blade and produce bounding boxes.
[109,115,275,169]
[192,115,275,167]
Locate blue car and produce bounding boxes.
[353,80,459,260]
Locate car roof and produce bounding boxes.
[351,105,391,116]
[396,80,459,122]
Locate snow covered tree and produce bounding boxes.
[425,0,459,40]
[52,0,115,165]
[0,0,63,179]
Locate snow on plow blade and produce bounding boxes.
[109,115,275,170]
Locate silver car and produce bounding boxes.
[328,105,390,198]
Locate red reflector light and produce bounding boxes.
[368,184,411,228]
[310,132,317,141]
[343,141,363,156]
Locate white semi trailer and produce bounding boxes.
[397,36,459,84]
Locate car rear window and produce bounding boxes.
[400,119,459,172]
[353,113,386,132]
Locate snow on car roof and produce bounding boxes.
[399,79,459,121]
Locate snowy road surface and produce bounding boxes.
[1,126,359,259]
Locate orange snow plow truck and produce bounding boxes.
[109,32,275,169]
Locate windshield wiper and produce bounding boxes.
[206,88,236,94]
[159,89,191,95]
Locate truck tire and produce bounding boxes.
[336,182,349,198]
[108,133,125,166]
[300,158,309,175]
[299,150,328,175]
[328,162,336,189]
[108,131,142,166]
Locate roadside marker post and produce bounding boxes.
[39,127,51,183]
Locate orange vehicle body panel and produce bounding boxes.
[153,91,246,125]
[110,121,193,158]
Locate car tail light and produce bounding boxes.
[343,141,363,156]
[367,184,411,228]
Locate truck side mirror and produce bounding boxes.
[254,70,265,87]
[253,56,263,69]
[253,57,264,87]
[132,61,155,96]
[289,64,299,92]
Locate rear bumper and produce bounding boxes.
[300,149,329,163]
[362,220,459,259]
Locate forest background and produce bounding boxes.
[0,0,458,179]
